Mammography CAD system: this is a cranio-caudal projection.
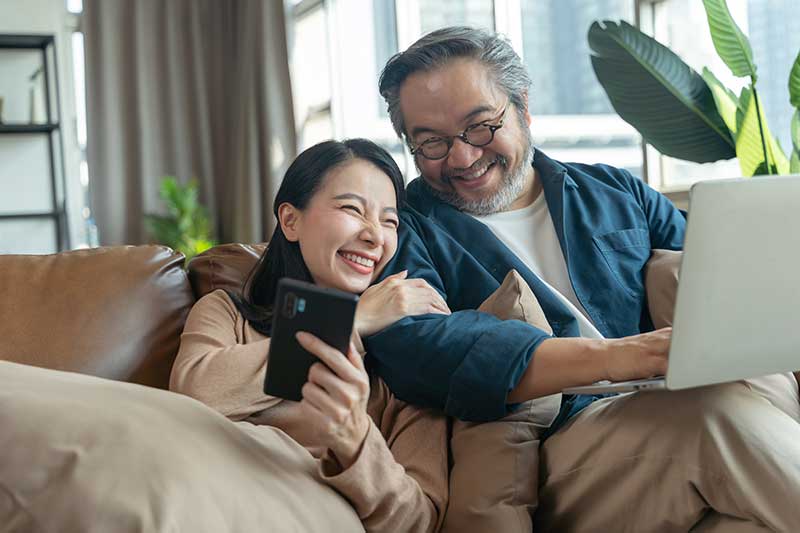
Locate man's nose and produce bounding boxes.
[446,138,483,170]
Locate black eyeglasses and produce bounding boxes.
[408,103,509,161]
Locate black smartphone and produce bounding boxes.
[263,278,359,401]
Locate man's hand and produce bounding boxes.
[508,327,672,403]
[601,327,671,382]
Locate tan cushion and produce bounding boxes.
[0,360,364,532]
[443,270,561,533]
[187,243,266,299]
[0,245,194,389]
[645,249,682,328]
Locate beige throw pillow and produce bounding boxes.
[443,270,561,533]
[444,256,688,533]
[644,249,681,328]
[0,361,364,532]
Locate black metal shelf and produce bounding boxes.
[0,34,54,49]
[0,212,62,220]
[0,33,69,251]
[0,123,59,134]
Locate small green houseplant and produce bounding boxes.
[588,0,800,176]
[145,177,216,263]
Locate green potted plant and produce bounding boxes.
[588,0,800,177]
[145,177,216,263]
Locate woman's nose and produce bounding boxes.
[359,220,384,247]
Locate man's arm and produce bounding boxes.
[507,328,670,402]
[367,211,670,421]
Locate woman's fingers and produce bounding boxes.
[301,380,340,415]
[295,332,361,382]
[307,362,360,405]
[347,342,366,372]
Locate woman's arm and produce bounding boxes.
[320,389,448,533]
[169,290,279,420]
[296,333,447,533]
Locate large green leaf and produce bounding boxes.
[735,87,789,175]
[702,0,757,80]
[702,67,739,136]
[589,20,735,163]
[789,49,800,108]
[792,110,800,173]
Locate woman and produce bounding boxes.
[170,139,450,533]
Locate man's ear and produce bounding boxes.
[277,202,302,242]
[520,90,532,127]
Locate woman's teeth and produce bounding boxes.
[340,252,375,268]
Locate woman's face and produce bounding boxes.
[279,159,400,294]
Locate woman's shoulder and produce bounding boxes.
[189,289,243,322]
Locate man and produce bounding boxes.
[364,26,800,531]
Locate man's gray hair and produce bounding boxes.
[379,26,532,139]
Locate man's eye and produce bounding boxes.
[421,137,445,146]
[383,218,399,228]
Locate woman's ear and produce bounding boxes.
[277,202,302,242]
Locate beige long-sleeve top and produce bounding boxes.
[170,289,448,533]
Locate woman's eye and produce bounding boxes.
[383,218,399,228]
[342,205,362,215]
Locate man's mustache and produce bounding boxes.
[442,156,508,187]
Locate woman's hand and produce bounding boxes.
[601,327,672,382]
[355,271,451,337]
[295,331,372,469]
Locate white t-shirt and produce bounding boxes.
[473,193,604,339]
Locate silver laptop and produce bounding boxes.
[564,175,800,395]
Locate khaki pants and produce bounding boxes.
[534,373,800,532]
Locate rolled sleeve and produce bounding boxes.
[367,312,550,422]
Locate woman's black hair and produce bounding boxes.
[227,138,405,336]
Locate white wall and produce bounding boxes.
[0,0,83,253]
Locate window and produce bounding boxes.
[520,0,642,176]
[288,0,334,151]
[65,0,96,247]
[639,0,800,190]
[288,1,793,193]
[292,0,645,183]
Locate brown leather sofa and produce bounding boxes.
[1,243,374,532]
[0,243,265,389]
[4,244,786,532]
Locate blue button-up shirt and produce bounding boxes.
[365,149,686,426]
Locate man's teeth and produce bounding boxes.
[341,252,375,268]
[457,160,495,180]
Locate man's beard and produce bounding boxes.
[420,132,535,216]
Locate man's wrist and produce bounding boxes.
[572,337,611,384]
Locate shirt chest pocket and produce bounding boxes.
[592,228,651,297]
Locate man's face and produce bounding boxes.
[398,58,534,215]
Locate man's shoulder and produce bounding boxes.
[559,159,641,193]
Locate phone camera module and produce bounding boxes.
[283,293,297,318]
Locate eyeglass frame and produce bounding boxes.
[407,102,510,161]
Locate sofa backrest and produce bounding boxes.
[187,243,267,300]
[0,245,194,389]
